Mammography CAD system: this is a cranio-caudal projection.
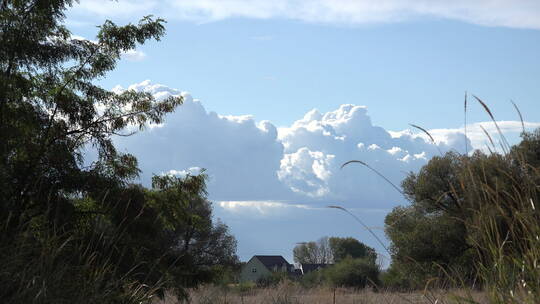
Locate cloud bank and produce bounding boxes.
[109,80,540,262]
[113,81,293,202]
[72,0,540,29]
[110,80,539,211]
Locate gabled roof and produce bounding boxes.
[254,255,290,270]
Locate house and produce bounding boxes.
[240,255,293,282]
[299,263,331,275]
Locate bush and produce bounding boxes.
[256,271,292,287]
[299,269,325,288]
[324,257,380,288]
[383,124,540,301]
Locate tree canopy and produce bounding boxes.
[293,237,333,264]
[293,236,376,265]
[384,129,540,290]
[0,1,237,303]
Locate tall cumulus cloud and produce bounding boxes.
[112,81,538,209]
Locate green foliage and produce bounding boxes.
[147,174,239,294]
[299,268,325,288]
[256,271,293,288]
[0,1,238,303]
[384,204,475,288]
[379,267,413,290]
[384,152,481,288]
[329,237,377,264]
[293,236,379,289]
[384,127,540,300]
[464,130,540,303]
[324,257,380,288]
[293,236,376,265]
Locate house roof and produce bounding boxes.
[300,263,331,274]
[254,255,290,270]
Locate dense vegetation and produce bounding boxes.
[0,1,237,303]
[382,127,540,302]
[2,1,539,304]
[285,128,540,303]
[289,237,379,288]
[293,236,376,265]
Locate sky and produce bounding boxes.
[67,1,540,264]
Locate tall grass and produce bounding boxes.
[340,96,540,303]
[462,145,540,303]
[164,283,488,304]
[0,212,165,303]
[456,98,539,303]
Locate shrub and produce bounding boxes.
[324,257,380,288]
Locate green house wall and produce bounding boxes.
[240,257,272,282]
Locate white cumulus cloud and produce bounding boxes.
[121,49,147,61]
[391,121,540,154]
[278,148,335,198]
[113,80,293,202]
[110,80,539,209]
[163,167,202,178]
[276,104,467,207]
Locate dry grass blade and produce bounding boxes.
[479,124,496,152]
[473,95,495,121]
[410,124,435,144]
[341,160,403,195]
[473,95,510,152]
[327,205,390,256]
[409,124,443,155]
[464,91,468,155]
[510,100,525,134]
[340,160,367,169]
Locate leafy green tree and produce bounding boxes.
[329,237,377,264]
[0,1,237,303]
[294,236,376,265]
[384,132,540,290]
[384,205,475,289]
[384,152,479,288]
[0,0,181,231]
[147,174,239,294]
[324,257,380,288]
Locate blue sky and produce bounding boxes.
[68,1,540,264]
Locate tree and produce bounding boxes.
[293,236,377,265]
[384,152,479,288]
[294,237,380,289]
[293,236,333,264]
[0,1,181,231]
[384,131,540,290]
[329,237,377,264]
[384,205,475,288]
[147,174,239,294]
[324,257,380,288]
[0,1,238,303]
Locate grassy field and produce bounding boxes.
[156,283,488,304]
